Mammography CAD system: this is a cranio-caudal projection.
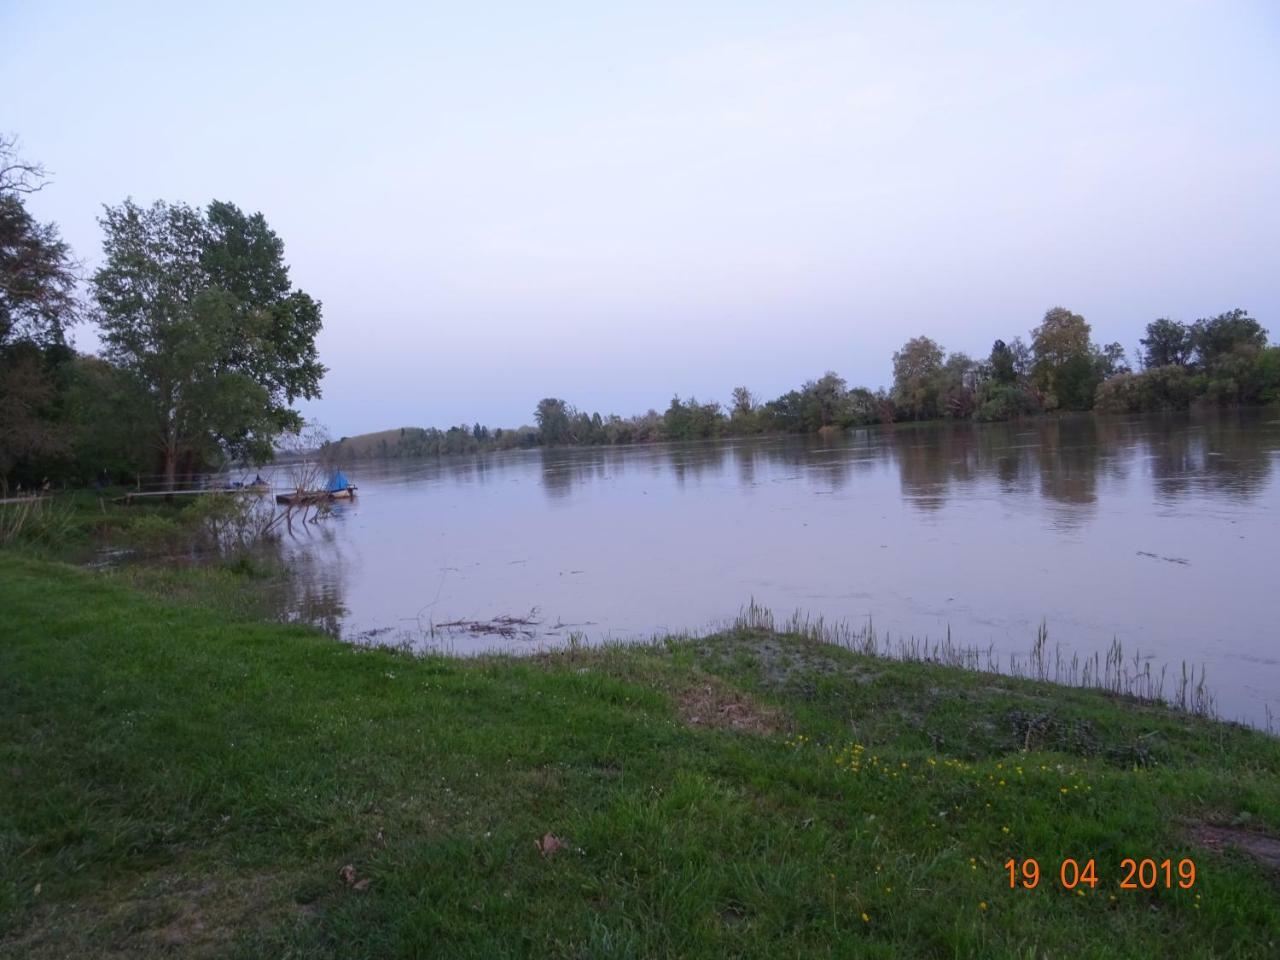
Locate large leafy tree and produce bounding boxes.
[1189,308,1267,369]
[1030,307,1096,410]
[801,371,849,428]
[92,198,325,488]
[1139,318,1191,369]
[0,136,81,485]
[534,398,573,445]
[988,339,1017,385]
[891,335,944,420]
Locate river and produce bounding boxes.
[273,409,1280,727]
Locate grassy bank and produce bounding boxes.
[2,554,1278,958]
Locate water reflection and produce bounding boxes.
[521,413,1279,510]
[275,409,1280,726]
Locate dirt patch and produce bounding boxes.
[1186,823,1280,871]
[676,675,785,735]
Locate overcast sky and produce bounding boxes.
[3,1,1278,436]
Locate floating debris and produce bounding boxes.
[435,608,542,640]
[1137,551,1190,566]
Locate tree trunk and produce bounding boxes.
[161,390,178,492]
[163,443,178,492]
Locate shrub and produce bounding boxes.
[974,383,1037,421]
[1094,366,1193,414]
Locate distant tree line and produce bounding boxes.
[4,135,1276,485]
[0,136,324,492]
[327,306,1277,459]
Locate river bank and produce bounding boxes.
[2,553,1278,958]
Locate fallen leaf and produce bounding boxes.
[536,833,567,858]
[339,864,358,886]
[353,878,371,891]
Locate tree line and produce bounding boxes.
[0,136,324,492]
[328,306,1277,459]
[3,134,1276,485]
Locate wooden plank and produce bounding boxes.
[116,488,272,503]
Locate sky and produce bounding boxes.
[3,0,1278,437]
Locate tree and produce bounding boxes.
[730,386,756,417]
[1030,307,1095,410]
[534,397,573,445]
[988,339,1017,385]
[0,136,81,487]
[1189,309,1267,369]
[1139,318,1190,369]
[0,178,79,346]
[802,371,849,428]
[662,395,722,440]
[891,336,944,420]
[1008,336,1033,378]
[1094,342,1130,379]
[92,198,326,488]
[938,352,979,418]
[201,202,324,410]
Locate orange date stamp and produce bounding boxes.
[1005,857,1197,890]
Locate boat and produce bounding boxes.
[275,469,357,506]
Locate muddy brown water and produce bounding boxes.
[271,410,1280,727]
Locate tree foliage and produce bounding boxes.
[1140,319,1191,369]
[1031,307,1096,410]
[1189,309,1267,370]
[891,336,945,420]
[92,199,325,486]
[0,136,81,487]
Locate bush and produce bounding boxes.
[974,383,1037,421]
[1094,366,1193,414]
[1256,347,1280,403]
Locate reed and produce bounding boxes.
[731,599,1218,719]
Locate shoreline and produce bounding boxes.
[2,553,1278,957]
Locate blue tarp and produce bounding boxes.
[327,470,350,492]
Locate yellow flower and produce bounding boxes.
[979,901,988,911]
[861,912,870,923]
[1001,826,1010,833]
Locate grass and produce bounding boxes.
[2,553,1279,958]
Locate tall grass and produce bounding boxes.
[731,599,1218,718]
[0,497,75,547]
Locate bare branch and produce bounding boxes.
[0,134,51,195]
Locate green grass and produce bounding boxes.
[1,553,1278,958]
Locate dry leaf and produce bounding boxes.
[535,833,567,858]
[339,864,358,886]
[353,878,371,891]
